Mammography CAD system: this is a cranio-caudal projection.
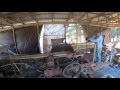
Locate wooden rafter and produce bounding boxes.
[6,20,14,28]
[19,17,25,25]
[66,12,73,22]
[66,12,81,22]
[0,21,4,29]
[0,13,23,24]
[80,12,113,22]
[5,12,27,18]
[78,12,87,21]
[79,12,119,26]
[52,12,55,22]
[27,12,38,23]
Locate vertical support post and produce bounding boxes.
[86,13,89,56]
[86,24,88,56]
[64,24,67,43]
[76,27,78,47]
[36,24,41,53]
[76,26,81,51]
[12,27,24,77]
[110,27,112,42]
[79,27,81,51]
[93,44,96,64]
[12,27,19,54]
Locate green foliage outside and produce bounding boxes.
[66,24,77,43]
[111,27,120,42]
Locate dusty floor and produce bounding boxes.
[94,65,120,78]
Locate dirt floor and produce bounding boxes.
[93,65,120,78]
[91,61,120,78]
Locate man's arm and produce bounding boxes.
[89,35,102,43]
[88,35,96,41]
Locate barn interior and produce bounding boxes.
[0,12,120,78]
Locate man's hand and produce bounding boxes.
[86,37,91,42]
[86,37,89,40]
[88,40,91,42]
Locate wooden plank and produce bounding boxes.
[0,22,76,32]
[0,22,109,32]
[72,42,95,50]
[0,51,75,61]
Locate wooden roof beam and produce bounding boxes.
[4,12,28,18]
[52,12,55,22]
[66,12,82,22]
[6,20,14,28]
[27,12,39,24]
[80,12,113,22]
[0,14,23,24]
[78,12,87,21]
[66,12,73,22]
[0,21,4,29]
[19,17,25,25]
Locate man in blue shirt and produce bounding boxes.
[88,30,103,63]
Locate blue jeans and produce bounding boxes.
[94,48,102,63]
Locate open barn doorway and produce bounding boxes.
[65,24,86,44]
[110,27,120,49]
[111,27,120,42]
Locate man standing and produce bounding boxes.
[88,30,103,63]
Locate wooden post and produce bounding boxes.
[86,24,88,56]
[64,24,67,43]
[36,24,41,53]
[86,13,89,56]
[91,43,96,67]
[12,27,19,54]
[110,28,112,42]
[76,26,81,52]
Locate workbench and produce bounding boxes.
[0,43,95,62]
[72,42,95,50]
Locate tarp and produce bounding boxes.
[0,26,42,55]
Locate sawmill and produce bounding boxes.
[0,12,120,78]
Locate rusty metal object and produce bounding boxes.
[44,69,63,77]
[63,63,81,78]
[47,55,55,66]
[87,74,96,78]
[80,71,89,78]
[51,38,64,47]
